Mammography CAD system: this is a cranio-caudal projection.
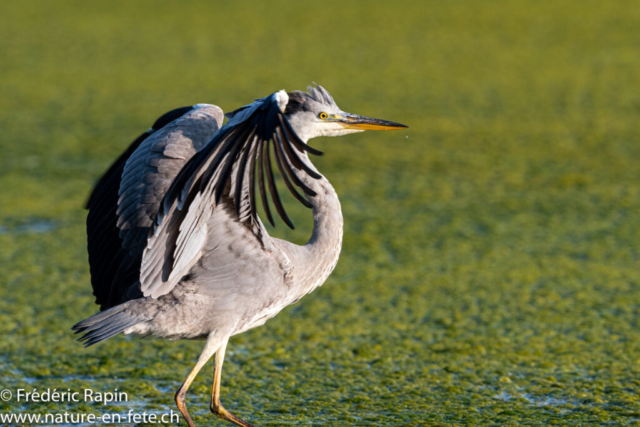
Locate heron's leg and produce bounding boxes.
[210,338,255,427]
[175,335,220,427]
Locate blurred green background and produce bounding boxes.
[1,1,640,425]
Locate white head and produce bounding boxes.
[284,84,407,142]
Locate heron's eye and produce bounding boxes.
[318,112,328,120]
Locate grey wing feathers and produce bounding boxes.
[86,104,223,310]
[116,106,223,257]
[140,91,322,299]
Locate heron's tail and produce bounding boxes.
[72,304,144,347]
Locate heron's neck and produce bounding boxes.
[295,150,344,292]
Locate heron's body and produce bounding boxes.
[74,85,405,427]
[115,162,342,343]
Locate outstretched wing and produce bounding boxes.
[140,90,322,299]
[86,104,223,310]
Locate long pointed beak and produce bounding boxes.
[336,113,408,131]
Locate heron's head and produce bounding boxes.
[284,84,407,142]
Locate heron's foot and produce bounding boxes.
[211,401,255,427]
[175,390,196,427]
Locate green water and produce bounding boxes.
[1,1,639,425]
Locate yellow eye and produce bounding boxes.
[318,112,328,120]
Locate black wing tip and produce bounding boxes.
[305,145,324,156]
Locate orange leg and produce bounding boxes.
[210,339,255,427]
[175,335,220,427]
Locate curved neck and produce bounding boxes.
[307,176,343,251]
[290,151,344,294]
[297,153,343,246]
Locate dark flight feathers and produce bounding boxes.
[162,92,322,231]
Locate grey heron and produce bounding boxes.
[73,84,407,427]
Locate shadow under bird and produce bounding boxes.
[73,84,407,427]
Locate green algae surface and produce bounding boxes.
[1,1,640,425]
